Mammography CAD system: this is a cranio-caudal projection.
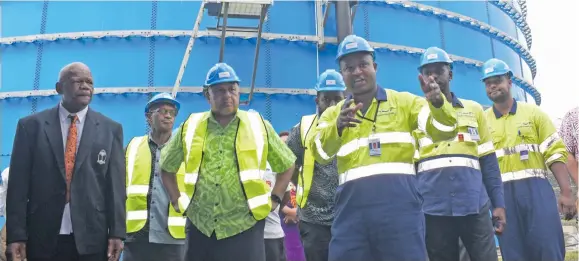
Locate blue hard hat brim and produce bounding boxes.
[145,97,181,112]
[481,71,511,81]
[206,78,241,87]
[418,62,453,71]
[316,87,347,92]
[336,50,375,63]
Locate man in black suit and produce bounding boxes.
[6,62,126,261]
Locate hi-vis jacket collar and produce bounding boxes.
[346,85,388,102]
[450,92,464,108]
[493,98,518,118]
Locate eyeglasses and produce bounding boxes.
[151,108,177,117]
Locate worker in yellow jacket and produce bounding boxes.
[123,93,186,261]
[285,69,346,261]
[311,35,458,261]
[482,58,577,261]
[160,63,296,261]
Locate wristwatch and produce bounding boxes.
[271,194,282,205]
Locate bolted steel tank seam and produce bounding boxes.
[362,5,370,40]
[485,1,497,59]
[264,8,272,122]
[0,31,541,105]
[31,0,49,115]
[145,0,158,134]
[436,0,446,50]
[360,1,537,79]
[489,0,532,50]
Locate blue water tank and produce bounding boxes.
[0,1,537,168]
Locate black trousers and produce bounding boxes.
[28,235,106,261]
[185,219,266,261]
[425,202,498,261]
[299,221,331,261]
[264,238,286,261]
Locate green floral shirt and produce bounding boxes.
[160,112,296,239]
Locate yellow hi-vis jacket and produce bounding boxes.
[484,101,568,182]
[296,114,322,208]
[180,110,272,221]
[311,88,458,185]
[125,135,187,239]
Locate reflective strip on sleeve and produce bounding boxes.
[545,153,564,165]
[418,106,456,133]
[247,194,270,210]
[315,137,332,160]
[495,144,540,158]
[337,132,414,157]
[417,157,480,173]
[126,210,148,221]
[339,162,416,185]
[501,169,547,182]
[127,185,149,196]
[478,141,495,155]
[539,133,560,154]
[318,122,329,129]
[184,173,199,185]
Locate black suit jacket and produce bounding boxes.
[6,106,126,258]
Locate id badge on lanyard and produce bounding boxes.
[468,127,480,141]
[518,130,529,161]
[368,125,381,157]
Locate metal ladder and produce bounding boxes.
[171,0,273,106]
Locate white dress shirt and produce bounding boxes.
[58,103,88,235]
[0,167,9,217]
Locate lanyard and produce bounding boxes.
[356,101,382,132]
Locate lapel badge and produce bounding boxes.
[97,149,107,165]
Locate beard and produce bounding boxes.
[489,91,510,103]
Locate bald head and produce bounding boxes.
[58,62,91,82]
[56,62,94,113]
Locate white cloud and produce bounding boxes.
[526,0,579,119]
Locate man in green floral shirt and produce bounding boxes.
[160,63,296,261]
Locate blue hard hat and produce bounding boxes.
[336,35,375,62]
[418,47,453,70]
[315,69,347,92]
[145,92,181,113]
[481,58,512,81]
[204,63,241,87]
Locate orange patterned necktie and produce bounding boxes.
[64,114,78,203]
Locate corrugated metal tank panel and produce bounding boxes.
[0,1,537,169]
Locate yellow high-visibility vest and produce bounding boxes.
[125,136,187,239]
[296,114,318,208]
[180,110,272,220]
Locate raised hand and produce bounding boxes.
[419,74,444,108]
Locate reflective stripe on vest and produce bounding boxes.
[125,135,187,239]
[296,114,317,208]
[182,110,272,220]
[495,133,562,165]
[417,156,481,173]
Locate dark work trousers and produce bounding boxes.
[459,238,472,261]
[264,238,287,261]
[299,221,331,261]
[184,219,266,261]
[123,241,185,261]
[28,235,107,261]
[425,202,498,261]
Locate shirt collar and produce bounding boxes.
[451,92,464,108]
[345,86,388,102]
[148,132,172,148]
[58,102,88,124]
[492,98,518,118]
